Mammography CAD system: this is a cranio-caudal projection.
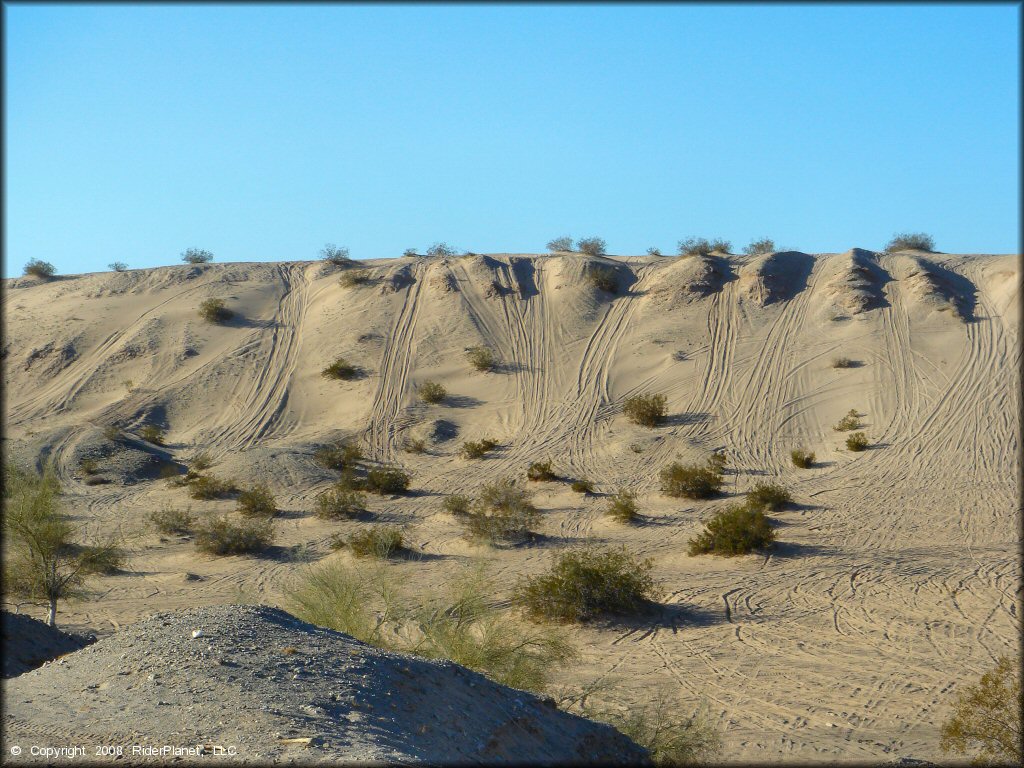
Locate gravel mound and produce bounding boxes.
[2,611,93,678]
[3,605,650,765]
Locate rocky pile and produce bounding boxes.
[2,605,649,765]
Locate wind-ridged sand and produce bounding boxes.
[3,249,1019,762]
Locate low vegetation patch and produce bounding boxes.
[109,261,128,272]
[339,269,371,288]
[885,232,935,253]
[526,460,556,482]
[237,484,277,518]
[659,462,724,499]
[365,466,411,495]
[834,409,862,431]
[79,458,99,476]
[194,515,273,556]
[746,481,792,511]
[743,238,775,256]
[846,431,869,451]
[570,479,594,494]
[418,380,446,404]
[320,243,352,265]
[321,357,360,380]
[190,451,213,472]
[404,437,426,454]
[515,547,658,623]
[688,503,775,556]
[459,479,540,545]
[315,487,366,519]
[139,424,166,445]
[939,655,1021,765]
[462,439,498,459]
[466,345,497,372]
[791,448,815,469]
[344,526,406,559]
[150,503,194,535]
[188,475,238,500]
[198,298,232,324]
[313,439,362,471]
[426,242,457,258]
[605,489,639,524]
[623,393,667,427]
[23,259,57,279]
[442,494,472,516]
[707,451,728,474]
[677,237,731,257]
[586,266,618,293]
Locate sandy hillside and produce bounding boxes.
[2,249,1020,762]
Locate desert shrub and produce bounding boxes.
[461,439,498,459]
[405,437,426,454]
[339,269,370,288]
[158,463,181,481]
[846,432,869,451]
[79,458,99,475]
[791,449,815,469]
[139,424,165,445]
[515,547,658,622]
[833,409,862,431]
[418,380,446,404]
[426,242,457,258]
[677,237,730,257]
[182,248,214,264]
[743,238,775,256]
[188,475,237,500]
[23,259,57,279]
[688,503,775,556]
[76,543,127,575]
[194,515,273,555]
[746,481,792,511]
[198,298,232,324]
[707,451,728,474]
[321,357,359,380]
[460,479,540,545]
[585,266,618,294]
[150,503,194,535]
[320,243,352,265]
[831,356,855,369]
[365,466,411,495]
[313,439,362,471]
[646,247,662,256]
[237,484,277,518]
[570,479,594,494]
[526,460,556,482]
[659,462,724,499]
[189,451,213,472]
[109,261,128,272]
[466,345,497,372]
[546,236,573,252]
[623,393,667,427]
[940,655,1022,765]
[315,487,365,519]
[102,424,121,441]
[605,489,639,523]
[443,494,472,516]
[402,248,418,258]
[576,237,606,256]
[345,526,405,559]
[885,232,935,253]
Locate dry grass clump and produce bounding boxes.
[677,237,730,257]
[188,475,238,500]
[514,547,658,622]
[442,494,472,516]
[526,460,556,482]
[846,432,869,451]
[321,357,360,380]
[194,515,273,556]
[198,298,233,324]
[624,393,667,427]
[365,466,411,495]
[791,448,815,469]
[743,238,775,256]
[102,424,121,441]
[315,487,365,519]
[24,259,57,279]
[659,462,724,499]
[605,489,639,523]
[688,503,775,556]
[746,482,792,511]
[418,380,446,404]
[181,248,214,264]
[885,232,935,253]
[237,483,277,518]
[404,437,427,454]
[586,266,618,294]
[831,356,855,368]
[189,451,213,472]
[570,479,594,494]
[339,269,371,288]
[466,345,497,372]
[834,409,862,431]
[79,458,99,476]
[344,526,406,559]
[459,479,540,545]
[139,424,166,445]
[150,503,194,535]
[576,237,606,256]
[461,439,498,459]
[313,439,362,471]
[546,236,573,252]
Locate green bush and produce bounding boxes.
[605,489,639,523]
[834,409,862,431]
[586,266,618,293]
[24,259,57,279]
[418,380,446,404]
[194,515,273,555]
[150,503,194,535]
[427,242,457,258]
[198,298,232,324]
[688,503,775,556]
[313,439,362,471]
[707,451,727,474]
[315,487,365,519]
[345,526,405,559]
[546,236,573,252]
[466,345,497,372]
[76,543,127,575]
[940,655,1022,765]
[526,460,556,481]
[746,482,792,511]
[365,466,411,495]
[442,494,472,516]
[515,547,658,622]
[461,439,498,459]
[182,248,214,264]
[139,424,166,445]
[237,484,277,517]
[623,393,667,427]
[320,243,352,265]
[743,238,775,256]
[846,432,869,451]
[188,475,238,500]
[321,357,360,380]
[885,232,935,253]
[109,261,128,272]
[460,479,540,545]
[659,462,724,499]
[570,479,594,494]
[339,269,371,288]
[791,449,815,469]
[677,238,731,257]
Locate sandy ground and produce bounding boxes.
[2,249,1019,763]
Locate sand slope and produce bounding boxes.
[2,250,1019,762]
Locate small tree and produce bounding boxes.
[576,237,606,256]
[646,247,662,256]
[109,261,129,272]
[426,242,457,258]
[885,232,935,253]
[623,393,667,427]
[23,259,57,279]
[320,243,352,265]
[403,247,418,258]
[743,238,775,256]
[940,655,1022,765]
[546,236,573,252]
[182,248,214,264]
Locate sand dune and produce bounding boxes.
[3,249,1019,762]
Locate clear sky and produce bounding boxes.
[4,3,1020,276]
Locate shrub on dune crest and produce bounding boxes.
[743,238,775,256]
[546,236,573,252]
[677,238,731,257]
[885,232,935,253]
[23,259,57,279]
[182,248,214,264]
[576,237,607,256]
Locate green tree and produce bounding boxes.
[940,656,1022,765]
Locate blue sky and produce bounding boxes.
[4,3,1019,276]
